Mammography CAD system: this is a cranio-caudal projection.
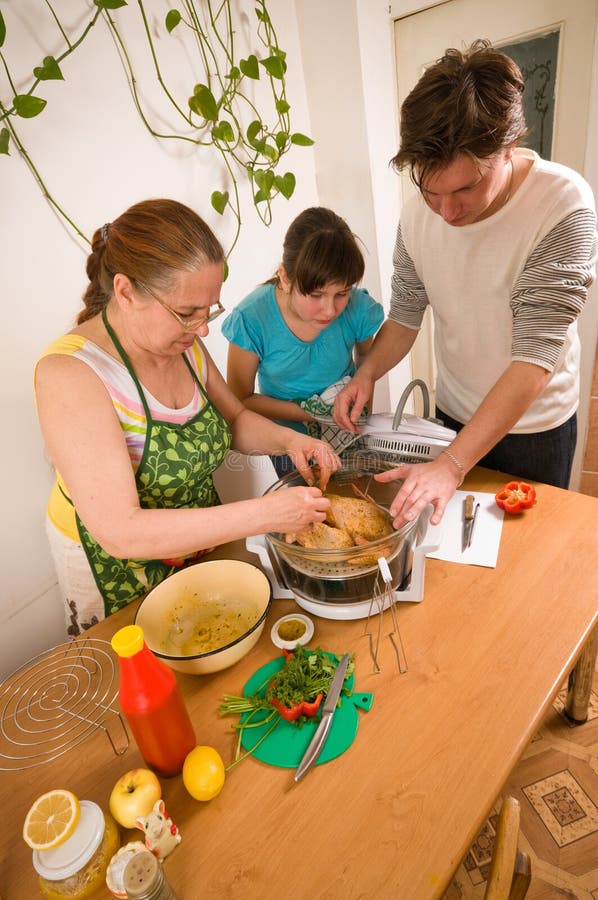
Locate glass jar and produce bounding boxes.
[33,801,120,899]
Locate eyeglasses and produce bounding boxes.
[135,279,225,331]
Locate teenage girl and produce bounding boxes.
[222,207,384,478]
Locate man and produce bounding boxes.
[334,39,597,527]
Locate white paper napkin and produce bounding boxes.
[426,490,504,568]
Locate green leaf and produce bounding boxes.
[254,189,269,204]
[276,99,290,115]
[33,56,63,81]
[275,130,288,151]
[255,7,270,25]
[165,9,181,32]
[93,0,128,9]
[260,56,286,79]
[0,10,6,48]
[211,190,229,215]
[274,172,296,199]
[240,55,259,79]
[246,119,263,146]
[261,142,278,162]
[254,170,274,193]
[13,94,47,118]
[211,120,235,143]
[0,128,9,155]
[223,259,229,281]
[227,66,240,80]
[188,84,218,121]
[291,132,315,147]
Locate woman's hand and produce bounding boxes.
[263,485,331,535]
[285,435,341,491]
[375,456,463,528]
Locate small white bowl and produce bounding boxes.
[270,613,314,651]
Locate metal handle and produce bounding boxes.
[391,379,431,430]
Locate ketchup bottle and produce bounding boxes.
[111,624,196,777]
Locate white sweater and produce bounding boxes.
[391,149,597,432]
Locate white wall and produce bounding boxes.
[294,0,412,409]
[0,0,403,677]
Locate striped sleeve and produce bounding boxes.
[389,223,429,329]
[511,208,597,369]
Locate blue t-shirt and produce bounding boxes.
[222,282,384,410]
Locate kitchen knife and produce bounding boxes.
[294,652,350,782]
[462,494,479,552]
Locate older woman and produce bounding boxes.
[35,198,340,634]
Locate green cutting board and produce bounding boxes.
[239,655,373,768]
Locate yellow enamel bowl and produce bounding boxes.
[135,559,272,675]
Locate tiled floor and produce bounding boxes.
[443,664,598,899]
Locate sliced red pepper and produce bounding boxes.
[495,480,536,514]
[270,692,324,722]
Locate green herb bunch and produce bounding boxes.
[266,646,353,707]
[219,646,354,770]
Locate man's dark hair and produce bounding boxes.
[392,39,527,189]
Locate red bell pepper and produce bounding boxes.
[270,692,324,722]
[495,481,536,514]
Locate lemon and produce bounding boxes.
[182,745,225,801]
[23,789,80,851]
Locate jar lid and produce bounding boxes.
[33,800,105,880]
[123,850,161,897]
[106,842,151,898]
[111,624,144,657]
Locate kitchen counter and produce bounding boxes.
[1,467,597,899]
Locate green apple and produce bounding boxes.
[109,768,161,829]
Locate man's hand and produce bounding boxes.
[333,372,374,432]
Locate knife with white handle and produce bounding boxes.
[294,653,350,783]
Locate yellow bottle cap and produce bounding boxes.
[111,625,144,658]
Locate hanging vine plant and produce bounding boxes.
[0,0,313,264]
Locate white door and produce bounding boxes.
[391,0,598,450]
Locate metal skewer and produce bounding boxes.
[368,557,408,674]
[378,557,408,674]
[363,588,383,674]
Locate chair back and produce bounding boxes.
[484,796,531,900]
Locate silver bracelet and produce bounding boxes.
[441,448,465,487]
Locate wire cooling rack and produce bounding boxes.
[0,637,128,771]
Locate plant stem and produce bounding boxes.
[0,101,88,244]
[137,1,192,126]
[225,712,281,772]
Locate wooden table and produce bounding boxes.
[1,468,597,899]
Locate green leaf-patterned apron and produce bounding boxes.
[75,309,232,617]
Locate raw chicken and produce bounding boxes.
[285,521,355,550]
[285,491,393,550]
[325,494,393,543]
